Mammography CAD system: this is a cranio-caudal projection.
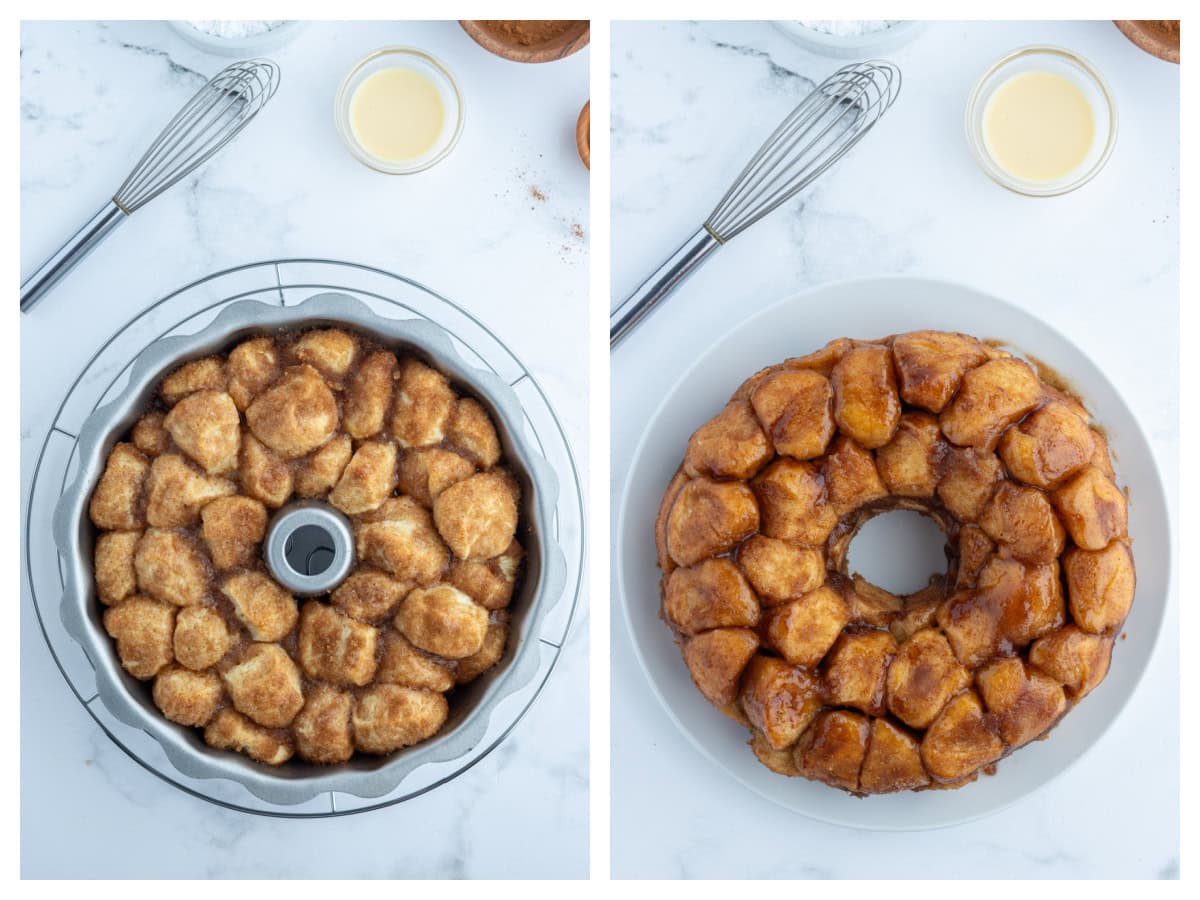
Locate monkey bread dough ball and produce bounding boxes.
[432,472,519,560]
[447,398,502,468]
[103,595,176,679]
[134,529,211,607]
[352,685,449,754]
[94,531,140,606]
[331,569,411,623]
[391,358,455,448]
[173,604,236,671]
[395,584,489,659]
[163,390,241,474]
[160,357,226,404]
[153,665,224,727]
[89,327,527,768]
[396,447,476,507]
[89,443,149,531]
[356,497,450,585]
[222,643,305,728]
[292,328,359,382]
[655,331,1135,794]
[227,337,280,411]
[200,495,268,570]
[291,684,355,764]
[205,708,293,766]
[245,365,339,459]
[220,571,298,642]
[295,434,353,499]
[329,441,398,515]
[145,453,235,528]
[377,629,456,692]
[297,601,380,687]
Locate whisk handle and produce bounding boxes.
[610,227,721,349]
[20,201,127,313]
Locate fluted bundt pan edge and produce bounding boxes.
[52,291,567,806]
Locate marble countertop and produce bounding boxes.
[20,20,589,878]
[610,20,1178,879]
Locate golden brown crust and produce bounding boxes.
[750,370,835,461]
[655,331,1134,795]
[685,399,774,478]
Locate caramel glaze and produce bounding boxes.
[654,331,1132,795]
[93,326,527,765]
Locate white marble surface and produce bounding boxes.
[20,20,589,878]
[611,20,1178,879]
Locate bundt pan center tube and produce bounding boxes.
[52,292,567,806]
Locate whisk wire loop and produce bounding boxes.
[706,60,900,241]
[115,59,280,212]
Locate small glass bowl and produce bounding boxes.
[334,46,464,175]
[965,45,1117,197]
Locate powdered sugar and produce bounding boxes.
[795,21,900,37]
[185,20,285,40]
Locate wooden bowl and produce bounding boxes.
[459,20,589,63]
[1114,20,1180,64]
[576,101,590,170]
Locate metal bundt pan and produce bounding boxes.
[52,292,568,806]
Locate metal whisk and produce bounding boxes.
[610,60,901,348]
[21,58,281,312]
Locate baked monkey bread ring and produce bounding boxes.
[88,328,523,767]
[654,331,1133,794]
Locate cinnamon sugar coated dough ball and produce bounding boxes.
[94,531,140,606]
[298,601,379,687]
[201,495,267,570]
[134,529,211,607]
[88,328,528,767]
[161,357,226,404]
[153,665,223,727]
[356,497,450,584]
[220,571,298,642]
[103,596,176,679]
[292,684,354,764]
[343,350,396,439]
[163,390,241,474]
[432,472,519,560]
[227,337,280,410]
[391,358,455,448]
[145,453,236,528]
[396,447,475,507]
[331,569,410,622]
[396,584,488,659]
[654,331,1135,794]
[89,443,149,531]
[295,434,353,498]
[222,643,304,728]
[352,685,449,754]
[239,432,294,508]
[173,604,236,670]
[245,365,338,459]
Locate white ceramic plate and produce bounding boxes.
[616,276,1170,830]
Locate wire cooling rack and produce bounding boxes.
[23,258,586,818]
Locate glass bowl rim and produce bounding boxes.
[334,45,465,175]
[964,43,1118,198]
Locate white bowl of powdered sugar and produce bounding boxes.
[169,20,308,57]
[772,20,925,58]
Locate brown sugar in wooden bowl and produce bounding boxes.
[577,101,590,170]
[459,20,590,64]
[1114,20,1180,64]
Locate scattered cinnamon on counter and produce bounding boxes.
[478,20,582,47]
